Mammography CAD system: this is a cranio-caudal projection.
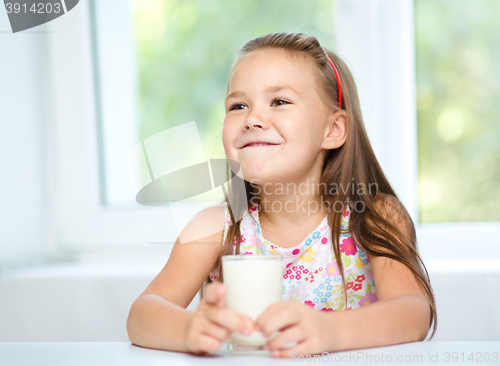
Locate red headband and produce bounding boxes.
[327,56,342,109]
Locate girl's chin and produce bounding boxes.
[237,167,267,182]
[235,162,292,184]
[241,173,288,186]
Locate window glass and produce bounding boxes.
[128,0,336,203]
[416,0,500,222]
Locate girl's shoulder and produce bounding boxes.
[194,202,227,224]
[371,193,412,223]
[372,193,404,211]
[178,203,227,245]
[366,193,415,239]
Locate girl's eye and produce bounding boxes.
[229,103,247,111]
[271,98,289,106]
[228,99,289,111]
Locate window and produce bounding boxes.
[414,0,500,260]
[96,0,337,208]
[46,0,499,259]
[47,0,337,250]
[416,0,500,223]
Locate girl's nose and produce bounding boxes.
[243,110,269,131]
[244,121,265,130]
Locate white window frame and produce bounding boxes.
[43,0,224,262]
[45,0,500,260]
[43,1,178,260]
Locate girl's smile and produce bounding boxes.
[239,143,280,150]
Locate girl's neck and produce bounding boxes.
[259,196,327,232]
[254,151,328,231]
[257,178,328,232]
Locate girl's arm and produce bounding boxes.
[325,195,431,352]
[259,195,431,357]
[126,204,229,352]
[325,265,430,352]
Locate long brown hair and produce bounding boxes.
[209,32,436,340]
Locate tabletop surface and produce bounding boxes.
[0,341,499,366]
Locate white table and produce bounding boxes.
[0,342,498,365]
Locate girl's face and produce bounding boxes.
[222,48,338,186]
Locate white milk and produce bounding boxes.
[222,255,282,346]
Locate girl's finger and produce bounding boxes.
[203,283,226,307]
[265,325,305,351]
[257,305,299,338]
[206,306,254,334]
[255,302,285,332]
[271,340,311,358]
[195,333,223,353]
[200,317,231,342]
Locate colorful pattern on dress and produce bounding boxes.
[210,202,378,311]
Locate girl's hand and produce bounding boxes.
[256,302,336,358]
[184,282,254,354]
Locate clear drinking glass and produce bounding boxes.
[221,254,283,354]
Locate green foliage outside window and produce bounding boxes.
[133,0,335,164]
[132,0,500,221]
[416,0,500,222]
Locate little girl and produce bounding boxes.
[127,32,437,358]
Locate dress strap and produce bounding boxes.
[222,202,231,246]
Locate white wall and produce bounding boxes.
[0,4,47,269]
[1,262,499,342]
[427,261,500,341]
[0,263,203,342]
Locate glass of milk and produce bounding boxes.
[222,254,283,354]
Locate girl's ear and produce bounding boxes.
[321,111,347,150]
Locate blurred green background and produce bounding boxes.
[132,0,335,161]
[416,0,500,222]
[131,0,500,222]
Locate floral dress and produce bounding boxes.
[209,202,378,311]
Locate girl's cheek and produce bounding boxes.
[221,133,230,149]
[221,138,234,159]
[221,128,229,146]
